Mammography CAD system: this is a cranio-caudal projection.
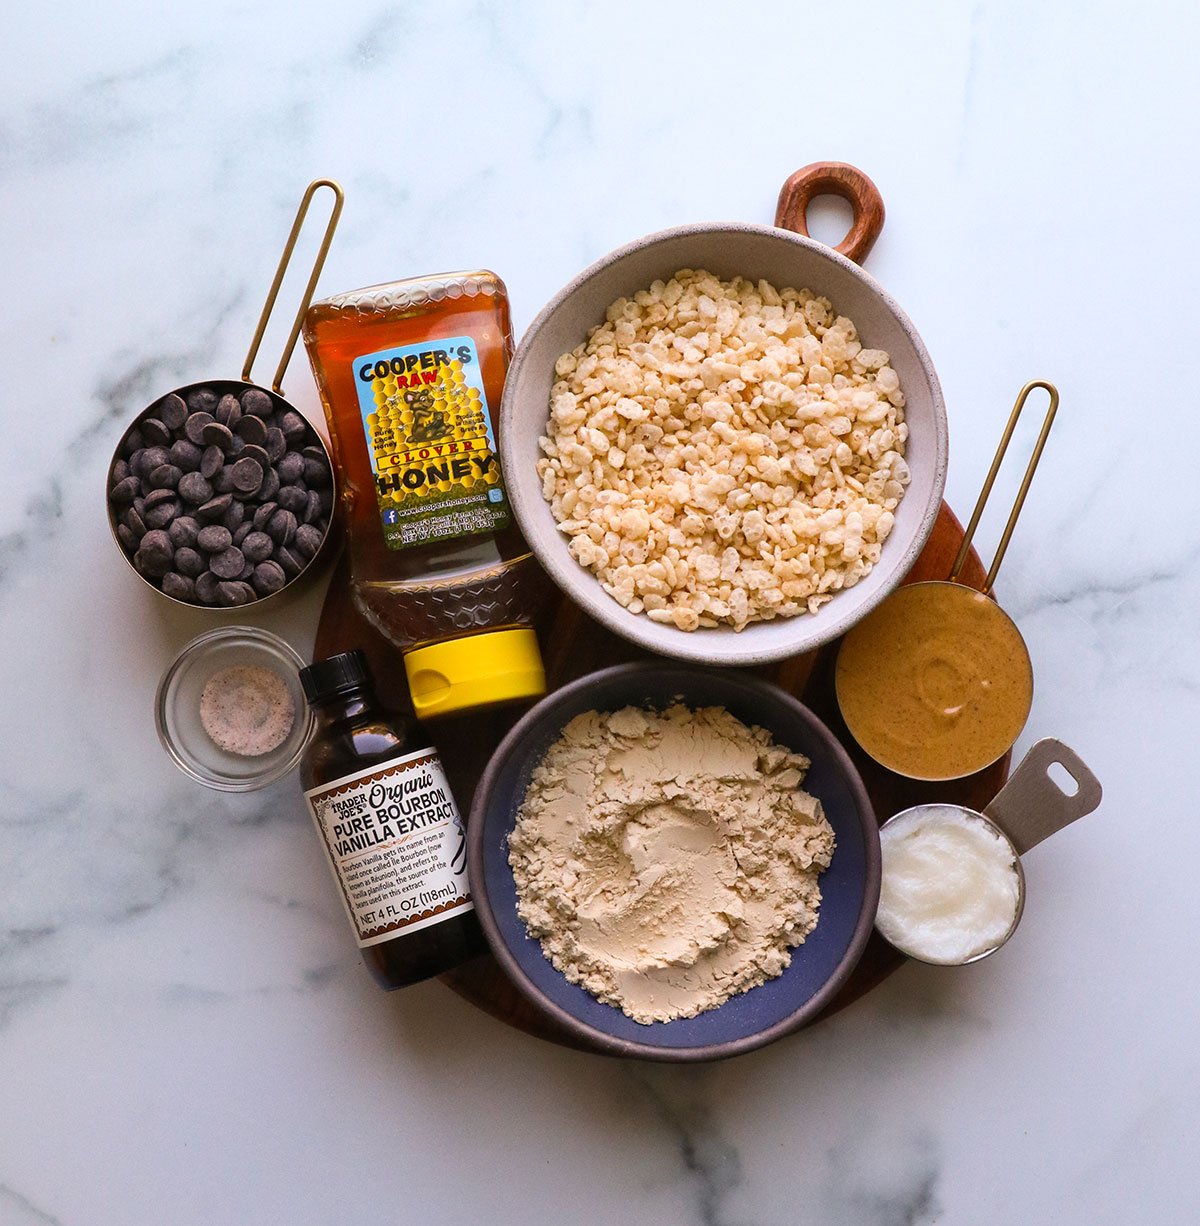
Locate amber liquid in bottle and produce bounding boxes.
[303,272,543,652]
[300,652,486,989]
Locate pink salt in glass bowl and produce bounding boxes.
[156,626,314,790]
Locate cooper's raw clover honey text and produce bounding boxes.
[354,335,509,549]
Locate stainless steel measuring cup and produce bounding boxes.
[106,179,344,607]
[876,738,1103,965]
[836,381,1060,780]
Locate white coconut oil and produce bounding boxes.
[876,805,1021,964]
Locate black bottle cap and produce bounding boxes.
[300,650,373,703]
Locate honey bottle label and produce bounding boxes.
[351,335,511,549]
[303,748,473,947]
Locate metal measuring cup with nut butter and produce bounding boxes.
[835,382,1055,782]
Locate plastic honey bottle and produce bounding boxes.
[303,271,546,719]
[299,650,488,988]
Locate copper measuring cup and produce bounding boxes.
[876,737,1103,965]
[107,179,344,607]
[835,381,1059,780]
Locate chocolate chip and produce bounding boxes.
[279,410,308,441]
[170,439,202,472]
[267,508,297,546]
[232,522,253,546]
[184,412,215,445]
[121,428,145,458]
[141,417,172,447]
[144,497,180,529]
[109,476,140,506]
[264,428,287,463]
[148,463,182,490]
[197,494,233,521]
[111,458,130,484]
[251,501,278,531]
[230,457,264,494]
[304,490,323,525]
[303,457,331,487]
[187,388,219,414]
[238,560,255,581]
[223,499,246,530]
[197,524,232,553]
[123,506,147,538]
[241,531,274,563]
[251,560,287,595]
[117,523,137,552]
[144,487,173,508]
[135,446,170,478]
[318,488,334,516]
[142,527,173,555]
[201,421,234,452]
[276,485,307,516]
[178,472,213,506]
[241,387,273,417]
[161,572,196,601]
[216,579,255,606]
[294,522,324,558]
[209,546,245,579]
[195,571,221,605]
[200,445,225,480]
[139,529,173,567]
[174,547,205,578]
[159,394,188,431]
[134,547,172,579]
[228,433,246,456]
[275,545,304,577]
[213,468,236,495]
[215,394,242,428]
[241,443,271,470]
[276,452,304,483]
[168,516,200,548]
[258,466,280,503]
[235,414,267,445]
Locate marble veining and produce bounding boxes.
[3,1,1200,1223]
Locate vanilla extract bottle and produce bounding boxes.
[299,650,485,989]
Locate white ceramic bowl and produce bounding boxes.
[500,222,948,666]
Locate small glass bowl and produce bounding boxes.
[156,626,314,790]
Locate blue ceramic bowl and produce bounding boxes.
[467,663,880,1062]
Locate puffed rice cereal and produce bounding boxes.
[536,269,909,631]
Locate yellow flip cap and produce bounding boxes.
[403,628,546,719]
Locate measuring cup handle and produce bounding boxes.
[774,162,885,264]
[983,739,1103,855]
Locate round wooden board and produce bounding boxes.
[314,502,1007,1055]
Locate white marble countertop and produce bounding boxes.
[4,1,1198,1222]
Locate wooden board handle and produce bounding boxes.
[775,162,885,264]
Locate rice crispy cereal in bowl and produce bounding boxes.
[536,269,910,631]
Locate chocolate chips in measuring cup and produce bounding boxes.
[109,385,334,605]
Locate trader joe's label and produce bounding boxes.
[304,748,473,947]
